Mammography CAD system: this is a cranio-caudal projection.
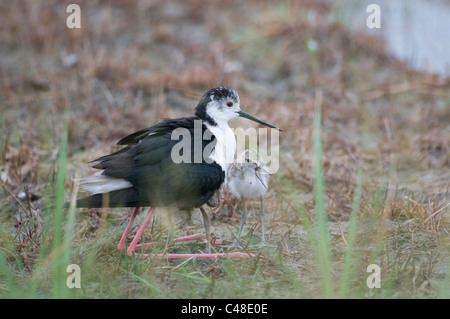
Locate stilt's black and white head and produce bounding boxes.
[195,87,282,131]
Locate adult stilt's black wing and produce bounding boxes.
[76,117,224,209]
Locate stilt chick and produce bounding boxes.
[227,150,270,249]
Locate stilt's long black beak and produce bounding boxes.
[237,110,283,132]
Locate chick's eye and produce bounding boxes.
[226,101,233,107]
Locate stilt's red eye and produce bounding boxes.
[226,101,233,107]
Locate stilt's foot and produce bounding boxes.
[226,236,271,250]
[211,236,222,246]
[226,240,242,251]
[249,237,276,249]
[256,239,267,248]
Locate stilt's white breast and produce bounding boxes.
[205,122,236,174]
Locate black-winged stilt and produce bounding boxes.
[75,87,281,259]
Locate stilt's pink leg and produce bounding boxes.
[127,207,155,256]
[123,207,253,259]
[117,207,140,251]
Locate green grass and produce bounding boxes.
[51,110,70,298]
[311,91,333,297]
[338,170,362,298]
[0,110,78,298]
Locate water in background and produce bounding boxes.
[338,0,450,78]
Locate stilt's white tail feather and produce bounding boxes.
[75,170,133,195]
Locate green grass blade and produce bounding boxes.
[120,267,164,295]
[339,170,362,298]
[0,250,17,298]
[312,91,333,298]
[52,110,70,298]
